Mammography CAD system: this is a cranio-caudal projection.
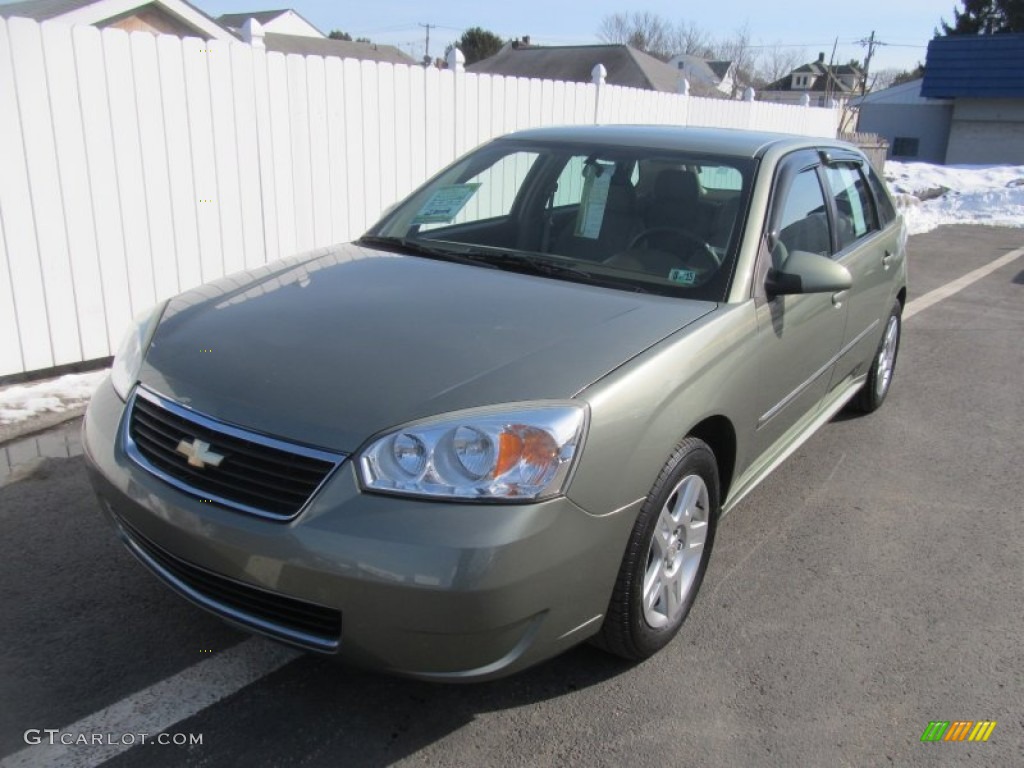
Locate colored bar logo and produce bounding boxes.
[921,721,997,742]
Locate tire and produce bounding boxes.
[595,437,719,661]
[852,299,902,414]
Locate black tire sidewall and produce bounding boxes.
[625,440,720,658]
[861,300,902,412]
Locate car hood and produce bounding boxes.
[139,244,715,452]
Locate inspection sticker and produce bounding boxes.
[412,183,481,224]
[668,268,697,285]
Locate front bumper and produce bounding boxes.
[82,379,637,681]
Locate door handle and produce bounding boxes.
[882,250,893,270]
[832,290,849,307]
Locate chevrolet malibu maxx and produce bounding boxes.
[84,126,907,680]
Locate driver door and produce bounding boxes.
[748,151,849,463]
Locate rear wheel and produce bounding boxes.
[852,300,902,413]
[596,437,719,660]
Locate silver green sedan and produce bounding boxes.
[83,125,906,680]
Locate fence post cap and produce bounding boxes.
[591,63,607,85]
[799,93,811,107]
[743,86,755,102]
[677,76,690,96]
[446,46,465,72]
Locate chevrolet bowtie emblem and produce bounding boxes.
[175,438,225,469]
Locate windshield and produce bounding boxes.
[365,139,756,301]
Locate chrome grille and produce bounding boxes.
[125,387,344,520]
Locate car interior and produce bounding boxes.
[391,146,753,299]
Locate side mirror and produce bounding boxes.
[766,250,852,296]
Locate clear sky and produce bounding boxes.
[204,0,943,74]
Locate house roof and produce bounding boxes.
[708,60,733,79]
[216,8,323,36]
[921,33,1024,98]
[0,0,93,21]
[467,43,682,93]
[216,9,291,27]
[764,72,856,94]
[263,33,414,64]
[849,78,953,107]
[790,58,862,77]
[671,54,720,85]
[0,0,234,39]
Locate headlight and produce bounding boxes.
[110,302,167,400]
[358,405,587,501]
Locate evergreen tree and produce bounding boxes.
[939,0,1024,34]
[455,27,505,65]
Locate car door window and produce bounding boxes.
[774,168,831,266]
[825,164,878,251]
[865,165,897,226]
[552,155,588,207]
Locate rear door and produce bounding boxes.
[820,158,903,390]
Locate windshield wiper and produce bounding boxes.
[465,250,596,279]
[460,249,650,292]
[358,236,497,268]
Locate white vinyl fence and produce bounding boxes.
[0,17,840,378]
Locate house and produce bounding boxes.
[851,80,953,164]
[919,33,1024,164]
[0,0,233,40]
[666,54,735,98]
[0,0,415,64]
[761,52,864,106]
[255,32,414,64]
[467,41,684,93]
[216,8,322,38]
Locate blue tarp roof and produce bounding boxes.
[921,34,1024,98]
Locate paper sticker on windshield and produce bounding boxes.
[574,162,615,239]
[412,183,481,224]
[668,268,697,285]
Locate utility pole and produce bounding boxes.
[419,23,435,65]
[857,30,881,95]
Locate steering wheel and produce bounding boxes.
[626,227,720,272]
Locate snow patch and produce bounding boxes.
[886,161,1024,236]
[0,370,109,425]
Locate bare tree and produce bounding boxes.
[671,21,714,57]
[756,44,807,86]
[597,12,675,60]
[708,25,757,96]
[866,63,925,92]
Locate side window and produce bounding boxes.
[698,166,743,191]
[774,168,831,265]
[824,164,878,251]
[865,165,897,226]
[552,155,588,207]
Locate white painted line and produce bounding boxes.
[0,639,299,768]
[904,247,1023,320]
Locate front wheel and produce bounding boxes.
[852,299,902,414]
[595,437,719,661]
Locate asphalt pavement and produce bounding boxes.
[1,225,1021,767]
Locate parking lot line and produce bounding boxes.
[0,639,299,768]
[903,247,1023,320]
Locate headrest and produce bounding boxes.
[654,169,700,202]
